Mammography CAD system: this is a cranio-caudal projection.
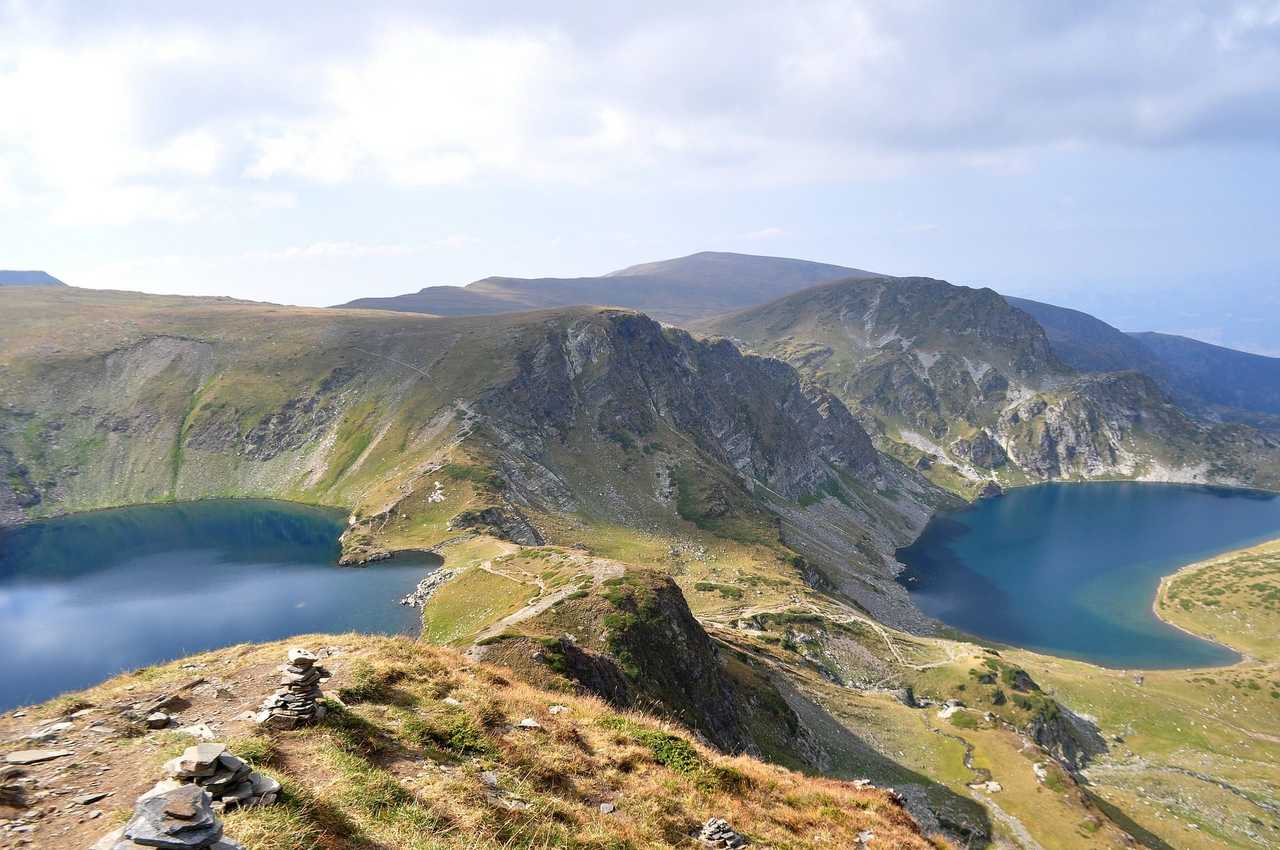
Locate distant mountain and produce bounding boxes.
[336,251,878,323]
[1008,296,1280,426]
[698,277,1280,495]
[1004,296,1166,375]
[1131,332,1280,416]
[0,270,65,286]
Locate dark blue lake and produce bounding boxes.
[896,483,1280,668]
[0,500,435,711]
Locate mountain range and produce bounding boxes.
[4,255,1279,848]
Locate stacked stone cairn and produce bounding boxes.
[255,647,328,730]
[91,784,243,850]
[161,743,281,812]
[699,817,748,849]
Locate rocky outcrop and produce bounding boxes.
[481,312,883,503]
[950,431,1007,468]
[1025,705,1108,772]
[447,506,544,545]
[699,277,1280,492]
[480,571,803,757]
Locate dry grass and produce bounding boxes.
[220,635,946,850]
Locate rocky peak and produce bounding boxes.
[480,310,881,502]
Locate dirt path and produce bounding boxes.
[465,557,626,658]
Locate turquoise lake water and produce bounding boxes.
[0,500,435,711]
[896,482,1280,668]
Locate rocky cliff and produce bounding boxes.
[698,277,1280,495]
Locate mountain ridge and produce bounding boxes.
[0,269,65,286]
[697,276,1280,495]
[337,251,881,323]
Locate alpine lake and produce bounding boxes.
[897,481,1280,668]
[0,500,436,711]
[4,483,1278,712]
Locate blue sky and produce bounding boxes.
[2,1,1279,351]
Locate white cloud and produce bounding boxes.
[2,2,1280,228]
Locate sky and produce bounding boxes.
[2,1,1279,352]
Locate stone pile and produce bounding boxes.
[92,784,243,850]
[255,648,328,730]
[161,743,280,811]
[699,817,748,849]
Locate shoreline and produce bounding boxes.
[1148,541,1273,662]
[897,482,1280,673]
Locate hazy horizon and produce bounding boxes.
[3,2,1279,352]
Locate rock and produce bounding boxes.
[599,801,616,814]
[699,817,748,849]
[122,785,221,849]
[248,772,280,798]
[548,705,569,715]
[3,750,73,765]
[165,744,226,779]
[75,792,112,805]
[399,569,458,607]
[287,648,318,667]
[145,712,172,730]
[0,766,27,808]
[517,718,542,730]
[24,720,73,741]
[176,723,218,741]
[139,780,186,802]
[90,825,125,850]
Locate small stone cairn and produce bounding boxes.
[161,742,281,811]
[255,647,328,730]
[92,784,243,850]
[699,817,748,849]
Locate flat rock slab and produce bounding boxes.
[4,749,74,765]
[76,791,113,805]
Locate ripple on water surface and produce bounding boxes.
[0,500,435,711]
[896,482,1280,668]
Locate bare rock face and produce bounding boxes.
[480,312,883,503]
[1025,705,1109,773]
[950,430,1007,469]
[447,506,544,545]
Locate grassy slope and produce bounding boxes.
[414,531,1280,850]
[0,636,941,850]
